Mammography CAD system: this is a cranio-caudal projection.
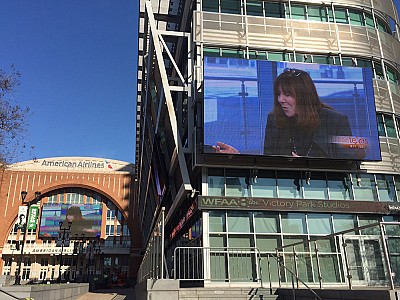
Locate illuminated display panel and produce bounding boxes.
[39,203,102,238]
[203,57,381,161]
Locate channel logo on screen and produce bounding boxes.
[332,136,369,149]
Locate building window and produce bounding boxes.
[374,62,384,80]
[203,0,219,13]
[365,12,375,28]
[303,172,328,200]
[203,48,400,84]
[307,214,333,234]
[205,211,400,283]
[248,50,267,60]
[349,10,364,26]
[277,171,302,199]
[207,169,400,202]
[351,173,378,201]
[291,5,306,20]
[376,174,396,202]
[281,213,307,234]
[326,173,352,200]
[332,214,357,232]
[251,170,277,198]
[334,8,348,24]
[4,258,12,267]
[225,169,250,197]
[267,51,290,61]
[208,169,225,196]
[307,6,328,22]
[387,66,399,84]
[209,211,226,232]
[377,113,397,138]
[41,258,48,266]
[246,0,263,16]
[220,0,241,14]
[265,2,285,18]
[227,211,252,232]
[201,0,392,36]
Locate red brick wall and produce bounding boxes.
[0,161,142,277]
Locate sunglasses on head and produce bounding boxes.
[282,68,304,77]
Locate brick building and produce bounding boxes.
[0,157,141,285]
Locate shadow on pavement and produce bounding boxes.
[77,287,136,300]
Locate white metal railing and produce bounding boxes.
[170,222,400,291]
[137,211,400,295]
[274,221,400,291]
[173,246,262,284]
[137,207,166,284]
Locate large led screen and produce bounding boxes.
[39,203,102,238]
[203,57,381,161]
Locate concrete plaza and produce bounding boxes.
[77,288,136,300]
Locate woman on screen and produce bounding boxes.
[264,68,365,159]
[65,206,97,235]
[213,68,366,159]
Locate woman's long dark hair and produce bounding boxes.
[273,68,328,129]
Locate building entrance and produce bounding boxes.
[343,237,387,285]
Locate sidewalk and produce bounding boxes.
[76,288,136,300]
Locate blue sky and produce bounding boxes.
[0,1,138,163]
[1,1,400,164]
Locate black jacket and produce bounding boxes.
[264,107,366,159]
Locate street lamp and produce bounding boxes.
[93,238,102,276]
[14,191,41,285]
[73,233,85,282]
[57,221,72,283]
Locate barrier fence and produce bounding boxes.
[138,218,400,294]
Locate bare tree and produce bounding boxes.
[0,66,31,165]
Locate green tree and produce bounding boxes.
[0,66,31,165]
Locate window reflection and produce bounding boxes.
[204,210,400,284]
[327,173,352,200]
[251,170,277,198]
[209,211,226,232]
[208,169,225,196]
[308,214,332,234]
[376,174,396,201]
[225,169,250,197]
[281,213,306,234]
[303,172,328,200]
[227,211,252,232]
[207,169,400,202]
[351,173,378,201]
[254,212,279,233]
[333,214,357,233]
[277,171,302,199]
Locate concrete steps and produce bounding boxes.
[179,287,278,300]
[0,275,13,287]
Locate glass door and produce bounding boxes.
[343,237,387,285]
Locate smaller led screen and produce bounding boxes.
[39,203,102,238]
[203,58,381,161]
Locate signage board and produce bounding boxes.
[27,205,39,230]
[199,196,392,214]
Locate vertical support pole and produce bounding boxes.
[173,247,177,280]
[379,223,394,290]
[314,241,322,289]
[293,246,299,288]
[15,202,30,285]
[341,235,352,290]
[267,255,273,294]
[161,207,165,280]
[276,249,282,288]
[291,273,296,300]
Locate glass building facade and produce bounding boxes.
[136,0,400,292]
